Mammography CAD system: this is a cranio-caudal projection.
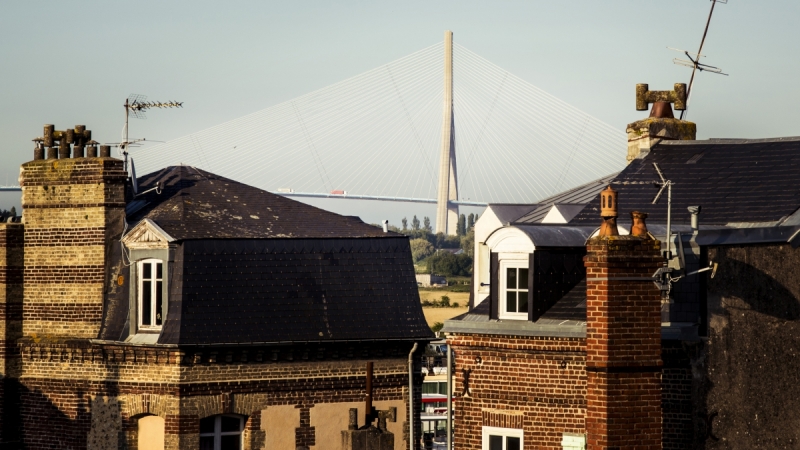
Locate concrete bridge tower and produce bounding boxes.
[435,30,458,235]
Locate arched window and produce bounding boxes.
[199,415,245,450]
[137,415,165,450]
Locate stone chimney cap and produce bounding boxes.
[636,83,687,111]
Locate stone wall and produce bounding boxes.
[699,243,800,448]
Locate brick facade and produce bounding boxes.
[448,335,587,449]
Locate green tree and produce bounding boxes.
[423,216,432,232]
[9,206,16,217]
[409,238,434,263]
[401,217,408,230]
[460,227,474,258]
[457,214,466,236]
[412,215,421,231]
[467,213,475,230]
[427,251,473,276]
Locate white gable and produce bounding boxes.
[121,219,175,249]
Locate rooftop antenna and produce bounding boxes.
[121,94,183,172]
[670,0,729,120]
[651,162,673,260]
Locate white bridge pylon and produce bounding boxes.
[134,35,626,233]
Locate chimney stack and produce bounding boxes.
[584,196,663,450]
[627,83,697,163]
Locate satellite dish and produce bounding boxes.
[130,157,138,195]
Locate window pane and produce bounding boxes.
[220,416,241,432]
[199,436,215,450]
[199,416,216,434]
[155,281,163,325]
[156,261,162,279]
[423,383,437,394]
[506,291,516,313]
[438,382,448,395]
[489,435,503,450]
[142,281,152,325]
[519,293,528,314]
[519,268,528,289]
[506,268,517,289]
[220,435,240,450]
[507,436,521,450]
[142,262,152,279]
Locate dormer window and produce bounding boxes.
[500,260,528,320]
[138,259,164,329]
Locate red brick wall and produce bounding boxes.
[448,334,587,449]
[584,236,663,450]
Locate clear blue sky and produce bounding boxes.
[2,1,798,223]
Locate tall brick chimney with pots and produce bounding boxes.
[584,187,664,449]
[19,125,126,338]
[627,83,697,163]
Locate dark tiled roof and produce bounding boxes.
[571,138,800,226]
[159,238,433,345]
[127,166,392,239]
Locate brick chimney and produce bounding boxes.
[19,125,126,338]
[627,83,697,162]
[584,195,663,449]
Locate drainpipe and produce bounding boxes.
[408,342,419,450]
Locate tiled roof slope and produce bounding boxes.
[159,238,433,345]
[127,166,391,239]
[515,173,618,224]
[571,138,800,226]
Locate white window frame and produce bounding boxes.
[137,258,164,330]
[499,258,529,320]
[482,426,524,450]
[199,415,245,450]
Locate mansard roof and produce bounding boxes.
[126,165,392,240]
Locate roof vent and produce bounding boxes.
[688,205,701,232]
[382,220,389,233]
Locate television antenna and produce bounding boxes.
[121,94,183,172]
[670,0,729,120]
[650,163,718,295]
[651,163,674,260]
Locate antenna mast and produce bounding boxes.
[121,94,183,172]
[673,0,729,120]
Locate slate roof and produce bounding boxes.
[127,166,392,239]
[159,238,432,345]
[514,173,618,224]
[571,138,800,226]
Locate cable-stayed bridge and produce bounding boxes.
[111,33,629,233]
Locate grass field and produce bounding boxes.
[421,306,469,327]
[418,288,470,327]
[418,290,469,306]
